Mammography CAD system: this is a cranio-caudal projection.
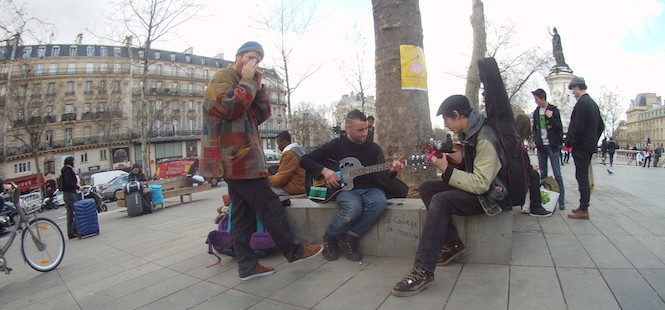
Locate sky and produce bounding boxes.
[9,0,665,126]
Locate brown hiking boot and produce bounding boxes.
[568,210,589,219]
[437,238,466,266]
[240,263,275,281]
[392,266,435,297]
[571,208,581,213]
[293,244,323,263]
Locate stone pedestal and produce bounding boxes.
[546,71,577,132]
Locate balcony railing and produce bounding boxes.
[4,68,131,79]
[81,112,94,120]
[131,88,204,97]
[61,113,77,121]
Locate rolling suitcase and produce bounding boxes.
[125,191,143,217]
[74,197,99,238]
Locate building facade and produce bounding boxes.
[621,93,664,149]
[0,42,286,192]
[334,92,376,126]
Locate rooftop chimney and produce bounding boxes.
[214,53,224,60]
[75,33,83,44]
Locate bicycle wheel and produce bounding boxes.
[21,218,66,272]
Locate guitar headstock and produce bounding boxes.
[405,154,430,170]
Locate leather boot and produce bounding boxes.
[322,233,340,261]
[341,233,362,261]
[437,238,466,266]
[568,210,589,219]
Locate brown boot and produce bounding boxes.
[571,208,580,213]
[568,210,589,219]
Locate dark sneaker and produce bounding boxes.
[322,233,340,261]
[292,244,323,263]
[392,266,435,297]
[529,207,552,218]
[240,263,275,281]
[559,204,565,210]
[437,238,466,266]
[340,234,362,261]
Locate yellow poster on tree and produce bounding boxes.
[400,45,428,91]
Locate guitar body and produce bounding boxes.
[305,156,427,203]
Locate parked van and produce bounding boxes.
[91,170,129,192]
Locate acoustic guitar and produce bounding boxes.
[305,156,428,203]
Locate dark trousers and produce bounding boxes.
[414,180,484,272]
[572,150,593,211]
[529,169,542,208]
[63,191,78,237]
[226,178,303,277]
[609,153,615,166]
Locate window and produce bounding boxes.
[186,140,197,157]
[185,55,191,63]
[171,66,177,77]
[172,82,179,93]
[87,46,95,56]
[112,124,119,136]
[100,47,107,57]
[67,63,76,74]
[69,46,77,56]
[66,81,75,95]
[83,103,92,113]
[81,153,88,163]
[35,63,43,75]
[65,104,74,114]
[32,83,41,96]
[188,100,195,112]
[47,82,55,95]
[22,46,32,58]
[156,64,163,74]
[113,63,121,73]
[171,101,179,112]
[0,85,5,97]
[155,100,162,111]
[85,81,93,93]
[14,162,31,174]
[48,63,57,74]
[138,50,144,59]
[100,149,107,161]
[37,46,46,57]
[86,62,94,73]
[201,58,206,65]
[188,83,194,94]
[154,51,161,59]
[203,69,209,80]
[30,107,39,117]
[188,119,195,131]
[187,67,194,78]
[65,128,73,146]
[172,119,179,132]
[170,54,176,61]
[100,63,108,73]
[156,81,162,90]
[18,85,26,97]
[112,80,120,93]
[97,103,105,112]
[51,46,60,56]
[113,47,121,57]
[84,126,91,138]
[155,119,163,134]
[155,142,183,159]
[45,130,53,147]
[46,106,54,116]
[44,161,55,175]
[99,81,107,93]
[20,64,28,75]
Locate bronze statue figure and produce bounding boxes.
[550,27,567,67]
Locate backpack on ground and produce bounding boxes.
[205,203,276,268]
[477,57,530,207]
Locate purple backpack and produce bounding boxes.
[205,204,275,268]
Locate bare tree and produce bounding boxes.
[0,0,54,44]
[338,24,373,114]
[372,0,435,190]
[108,0,202,176]
[597,86,623,138]
[255,0,321,125]
[465,0,487,109]
[289,101,330,149]
[3,61,65,195]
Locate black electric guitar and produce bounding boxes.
[305,155,428,203]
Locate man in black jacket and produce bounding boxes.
[531,88,565,210]
[61,156,81,239]
[300,109,404,262]
[565,77,604,219]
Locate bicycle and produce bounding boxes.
[0,183,65,274]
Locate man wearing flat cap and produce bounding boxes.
[565,76,604,220]
[201,41,322,281]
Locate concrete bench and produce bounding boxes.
[284,198,512,264]
[116,177,212,209]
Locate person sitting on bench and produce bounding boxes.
[269,131,306,206]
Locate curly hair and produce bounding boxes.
[515,113,532,142]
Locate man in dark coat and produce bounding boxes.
[565,77,604,219]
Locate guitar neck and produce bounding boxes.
[348,162,395,178]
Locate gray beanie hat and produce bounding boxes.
[568,76,586,89]
[236,41,264,59]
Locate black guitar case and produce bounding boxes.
[477,57,530,207]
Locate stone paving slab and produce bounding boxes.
[1,159,664,309]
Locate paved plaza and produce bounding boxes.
[1,156,664,310]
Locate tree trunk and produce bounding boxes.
[372,0,435,189]
[465,0,486,109]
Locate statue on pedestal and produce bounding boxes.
[549,27,572,74]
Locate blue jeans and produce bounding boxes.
[538,146,565,206]
[327,188,388,236]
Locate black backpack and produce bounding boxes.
[56,174,64,191]
[477,57,530,207]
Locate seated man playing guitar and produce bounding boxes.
[300,109,404,261]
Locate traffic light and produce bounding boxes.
[332,126,340,135]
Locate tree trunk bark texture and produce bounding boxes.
[465,0,486,109]
[372,0,436,188]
